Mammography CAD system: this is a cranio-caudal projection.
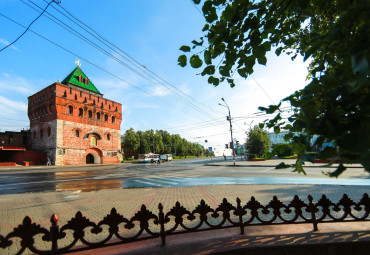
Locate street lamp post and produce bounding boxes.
[219,98,236,166]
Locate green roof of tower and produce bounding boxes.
[61,67,101,94]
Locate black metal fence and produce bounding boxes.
[1,193,369,254]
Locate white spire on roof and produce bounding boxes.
[75,59,81,67]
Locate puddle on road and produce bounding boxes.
[122,176,370,189]
[1,175,369,195]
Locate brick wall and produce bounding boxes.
[0,131,31,149]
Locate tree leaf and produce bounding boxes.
[325,163,347,178]
[178,55,187,67]
[202,24,210,32]
[219,65,230,76]
[208,76,219,86]
[257,55,267,65]
[190,55,203,68]
[179,45,191,52]
[319,146,336,160]
[201,65,215,76]
[192,38,204,46]
[204,50,212,64]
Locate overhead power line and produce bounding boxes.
[38,0,224,119]
[166,108,292,134]
[0,12,208,123]
[189,0,204,17]
[0,0,60,53]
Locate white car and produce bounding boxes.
[160,154,173,161]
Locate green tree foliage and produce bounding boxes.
[122,128,140,151]
[274,143,295,157]
[122,129,209,157]
[247,126,270,158]
[180,0,370,175]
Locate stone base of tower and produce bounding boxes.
[61,148,121,165]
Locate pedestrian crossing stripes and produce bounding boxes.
[131,175,201,188]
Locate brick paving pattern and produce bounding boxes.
[1,184,369,254]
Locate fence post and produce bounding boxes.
[308,195,318,231]
[158,203,166,246]
[236,198,245,235]
[50,214,59,254]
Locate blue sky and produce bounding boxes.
[0,0,310,155]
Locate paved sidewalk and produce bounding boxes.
[1,184,369,254]
[206,158,365,168]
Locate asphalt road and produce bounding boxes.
[0,157,368,195]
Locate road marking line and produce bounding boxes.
[262,167,275,172]
[133,180,162,186]
[149,178,178,184]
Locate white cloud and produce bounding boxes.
[0,95,27,113]
[152,85,170,96]
[0,73,37,95]
[0,38,19,51]
[132,103,159,109]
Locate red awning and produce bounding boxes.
[0,146,26,151]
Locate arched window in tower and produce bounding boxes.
[47,127,51,137]
[104,114,108,122]
[90,136,97,146]
[79,108,83,117]
[40,129,43,139]
[88,110,93,119]
[75,130,80,137]
[107,133,110,141]
[115,106,118,111]
[96,112,101,120]
[112,116,115,124]
[70,87,72,94]
[68,105,73,115]
[75,94,77,100]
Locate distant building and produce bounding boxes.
[268,131,290,147]
[0,130,47,165]
[27,65,122,165]
[0,130,30,150]
[268,131,329,151]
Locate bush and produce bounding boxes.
[275,144,294,157]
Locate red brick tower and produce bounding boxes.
[28,64,122,165]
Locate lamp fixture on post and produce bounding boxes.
[219,98,236,166]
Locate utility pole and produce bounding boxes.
[152,136,155,154]
[219,98,236,166]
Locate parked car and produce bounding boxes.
[160,154,173,161]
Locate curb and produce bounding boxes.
[204,163,364,169]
